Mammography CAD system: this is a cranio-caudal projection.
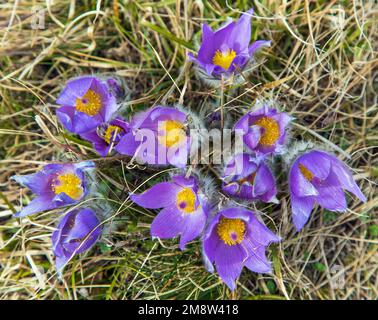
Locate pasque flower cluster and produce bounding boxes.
[12,9,366,290]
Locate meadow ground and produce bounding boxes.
[0,0,377,300]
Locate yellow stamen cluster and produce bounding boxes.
[299,164,314,181]
[158,120,186,147]
[52,173,83,200]
[254,116,280,146]
[217,217,246,246]
[75,89,102,116]
[104,125,123,144]
[176,188,196,213]
[212,49,237,70]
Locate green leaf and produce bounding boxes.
[266,280,277,294]
[368,225,378,237]
[313,262,327,272]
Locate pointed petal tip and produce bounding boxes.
[178,241,187,251]
[269,196,280,204]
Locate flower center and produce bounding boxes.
[158,120,186,147]
[52,173,83,200]
[299,164,314,181]
[176,187,196,213]
[254,116,280,146]
[75,89,102,116]
[104,125,124,144]
[217,217,246,246]
[212,49,237,70]
[239,172,256,185]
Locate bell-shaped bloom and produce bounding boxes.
[203,207,280,290]
[52,208,101,272]
[188,9,270,78]
[130,175,209,250]
[80,117,130,157]
[222,153,277,203]
[12,161,94,217]
[56,76,119,134]
[234,105,291,155]
[116,106,190,168]
[289,150,367,231]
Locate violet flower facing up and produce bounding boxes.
[12,161,94,217]
[203,207,280,290]
[222,153,278,203]
[188,9,270,78]
[289,150,367,231]
[116,106,190,168]
[80,117,130,157]
[52,208,101,272]
[130,175,208,250]
[56,76,118,134]
[234,105,291,155]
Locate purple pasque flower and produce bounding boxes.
[234,105,291,155]
[52,208,101,272]
[222,153,278,203]
[289,150,367,231]
[80,117,130,157]
[12,161,94,217]
[188,8,270,77]
[203,207,280,290]
[116,106,190,168]
[56,76,118,134]
[130,175,209,250]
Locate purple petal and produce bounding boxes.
[56,106,101,134]
[65,208,101,243]
[52,208,101,272]
[150,205,184,239]
[179,210,206,250]
[12,172,53,196]
[330,157,367,202]
[166,139,189,168]
[246,214,281,246]
[130,182,180,209]
[203,215,222,266]
[225,8,254,53]
[289,162,319,197]
[291,195,315,231]
[81,130,110,157]
[316,182,347,212]
[222,182,239,196]
[115,132,140,156]
[244,245,272,273]
[223,153,257,179]
[244,125,262,150]
[14,195,56,217]
[299,151,332,180]
[248,40,271,56]
[214,243,246,291]
[252,162,277,200]
[56,76,94,106]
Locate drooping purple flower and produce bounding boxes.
[222,153,278,203]
[80,117,130,157]
[12,161,94,217]
[116,106,190,168]
[130,175,209,250]
[289,150,367,231]
[234,105,291,155]
[56,76,119,134]
[188,8,270,78]
[52,208,101,272]
[203,207,280,290]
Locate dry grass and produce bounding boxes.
[0,0,377,300]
